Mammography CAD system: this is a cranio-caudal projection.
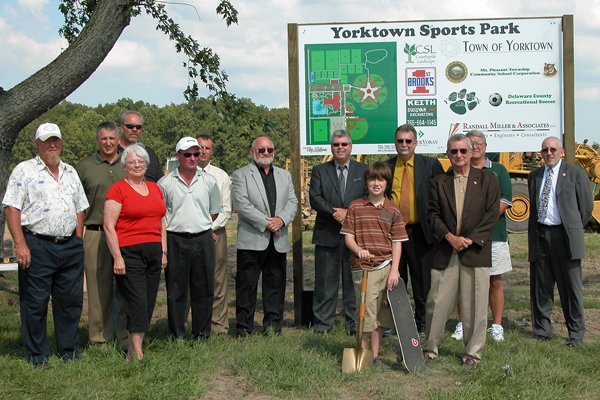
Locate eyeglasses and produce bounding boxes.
[180,152,200,158]
[396,139,413,144]
[541,147,560,154]
[449,148,469,155]
[332,142,349,147]
[472,141,486,147]
[123,124,143,130]
[126,160,146,166]
[256,148,274,154]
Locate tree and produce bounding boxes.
[0,0,238,246]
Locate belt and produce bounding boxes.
[86,225,103,231]
[538,223,562,229]
[167,230,210,238]
[23,227,74,243]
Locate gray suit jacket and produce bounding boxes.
[528,160,593,261]
[385,154,444,244]
[232,162,298,253]
[309,159,367,247]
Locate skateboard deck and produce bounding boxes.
[387,280,426,373]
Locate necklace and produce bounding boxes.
[126,178,148,196]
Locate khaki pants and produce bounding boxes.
[424,253,490,362]
[211,227,229,334]
[83,229,128,350]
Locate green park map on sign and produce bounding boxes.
[305,42,397,145]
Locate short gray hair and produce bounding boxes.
[96,121,119,139]
[120,143,150,168]
[466,129,486,144]
[447,133,472,151]
[120,110,144,125]
[331,129,351,144]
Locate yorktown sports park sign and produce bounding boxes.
[292,17,565,155]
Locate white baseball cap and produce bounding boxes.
[35,123,62,141]
[176,137,201,152]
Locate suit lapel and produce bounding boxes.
[556,161,567,197]
[533,167,543,207]
[414,154,424,196]
[326,160,342,199]
[462,168,480,215]
[440,172,457,219]
[250,164,270,212]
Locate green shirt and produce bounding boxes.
[75,152,126,226]
[483,159,512,242]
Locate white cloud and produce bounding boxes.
[576,87,600,101]
[17,0,48,20]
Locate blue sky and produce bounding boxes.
[2,0,600,143]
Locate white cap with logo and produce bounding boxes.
[176,137,201,152]
[35,123,62,141]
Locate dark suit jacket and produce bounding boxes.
[309,159,368,247]
[428,168,500,270]
[527,160,593,261]
[385,154,444,244]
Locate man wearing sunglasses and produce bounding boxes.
[232,137,298,337]
[528,137,593,347]
[309,130,367,335]
[158,137,223,340]
[119,111,163,183]
[450,130,513,343]
[424,133,500,370]
[384,124,444,336]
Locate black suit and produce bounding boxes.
[385,154,444,331]
[528,160,593,342]
[309,159,367,332]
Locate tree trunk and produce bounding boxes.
[0,0,133,250]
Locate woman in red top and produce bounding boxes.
[104,143,167,362]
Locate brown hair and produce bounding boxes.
[363,161,392,188]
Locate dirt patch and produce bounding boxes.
[203,372,281,400]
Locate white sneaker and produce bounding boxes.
[451,322,463,340]
[487,324,504,342]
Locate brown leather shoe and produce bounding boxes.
[463,357,477,370]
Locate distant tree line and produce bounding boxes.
[9,97,292,175]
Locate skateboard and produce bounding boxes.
[387,279,426,373]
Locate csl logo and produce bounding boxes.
[404,44,436,63]
[406,67,436,96]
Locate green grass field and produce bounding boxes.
[1,227,600,399]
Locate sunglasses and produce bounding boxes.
[332,142,349,147]
[180,152,200,158]
[449,148,469,155]
[541,147,560,154]
[396,139,413,144]
[257,148,274,154]
[123,124,143,130]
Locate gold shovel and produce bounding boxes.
[342,255,375,373]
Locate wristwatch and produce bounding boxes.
[162,250,168,256]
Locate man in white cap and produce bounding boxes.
[3,123,89,368]
[158,137,223,340]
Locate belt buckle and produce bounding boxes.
[54,236,65,243]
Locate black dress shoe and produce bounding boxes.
[533,335,551,342]
[566,338,581,347]
[347,328,356,336]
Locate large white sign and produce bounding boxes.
[296,17,563,155]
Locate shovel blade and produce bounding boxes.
[342,347,374,373]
